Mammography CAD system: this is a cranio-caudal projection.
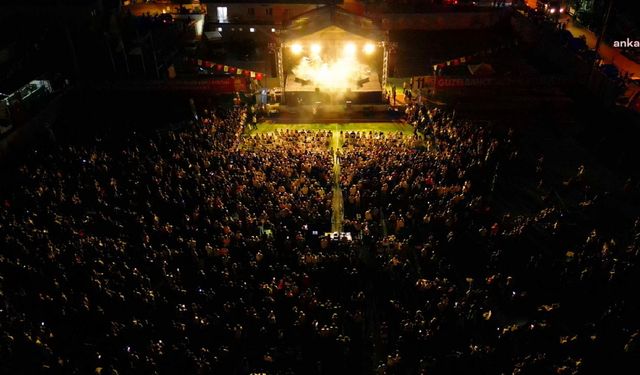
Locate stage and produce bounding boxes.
[284,72,383,105]
[264,102,403,123]
[250,121,413,135]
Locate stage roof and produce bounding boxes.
[281,5,384,43]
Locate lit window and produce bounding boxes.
[216,7,228,23]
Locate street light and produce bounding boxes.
[433,65,438,96]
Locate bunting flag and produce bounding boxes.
[184,57,266,80]
[431,41,519,72]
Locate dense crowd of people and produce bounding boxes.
[1,101,639,375]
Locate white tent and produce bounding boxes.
[204,31,222,41]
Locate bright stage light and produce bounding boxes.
[311,43,322,55]
[291,43,303,54]
[363,43,375,55]
[292,53,370,91]
[344,42,356,57]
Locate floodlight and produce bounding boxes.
[291,43,303,54]
[344,42,356,56]
[363,43,375,55]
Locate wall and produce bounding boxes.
[206,3,319,25]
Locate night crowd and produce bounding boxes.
[0,101,639,375]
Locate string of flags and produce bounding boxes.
[432,40,519,71]
[185,57,266,81]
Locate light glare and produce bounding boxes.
[344,43,356,56]
[311,43,322,54]
[363,43,375,55]
[291,43,303,54]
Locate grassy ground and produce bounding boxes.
[251,122,413,135]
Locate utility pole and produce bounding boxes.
[104,32,116,75]
[149,32,160,79]
[594,0,614,56]
[588,0,614,86]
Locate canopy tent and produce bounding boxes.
[468,63,495,77]
[275,5,388,103]
[280,5,384,43]
[204,31,222,42]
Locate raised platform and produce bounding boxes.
[284,72,383,105]
[252,122,414,134]
[265,103,403,123]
